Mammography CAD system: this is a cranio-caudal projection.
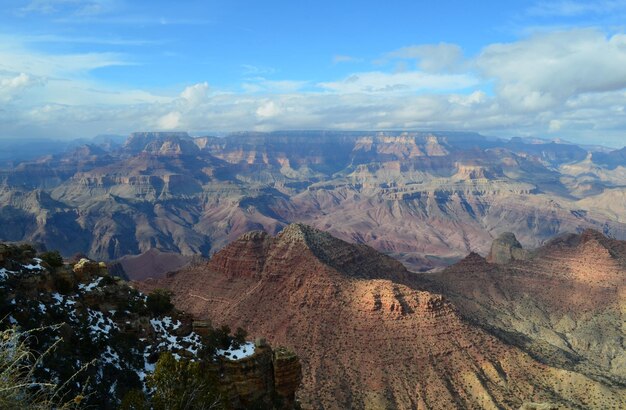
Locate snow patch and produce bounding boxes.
[216,342,256,360]
[0,268,14,280]
[102,346,122,370]
[23,259,44,271]
[51,293,63,304]
[78,277,103,292]
[87,309,118,339]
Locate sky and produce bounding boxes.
[1,0,626,146]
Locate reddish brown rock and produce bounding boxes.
[146,224,626,409]
[214,344,302,409]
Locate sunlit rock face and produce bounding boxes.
[145,224,626,409]
[430,229,626,388]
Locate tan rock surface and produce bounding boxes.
[428,229,626,384]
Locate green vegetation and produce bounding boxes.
[120,352,223,410]
[39,250,64,269]
[149,352,222,409]
[0,243,268,409]
[146,288,175,315]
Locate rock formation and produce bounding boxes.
[146,224,626,409]
[429,229,626,387]
[486,232,530,264]
[1,131,625,276]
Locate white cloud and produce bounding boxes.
[332,55,363,64]
[447,90,487,107]
[19,0,118,16]
[383,43,464,73]
[1,73,35,89]
[0,35,131,77]
[0,34,168,108]
[549,119,563,131]
[318,71,477,94]
[256,100,280,118]
[527,0,626,17]
[241,64,276,75]
[158,111,181,130]
[0,72,45,102]
[476,29,626,111]
[1,28,626,147]
[180,82,209,106]
[241,78,308,93]
[1,84,624,146]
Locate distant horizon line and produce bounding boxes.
[0,130,623,149]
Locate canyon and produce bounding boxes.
[0,131,624,277]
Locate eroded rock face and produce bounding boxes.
[216,345,302,409]
[430,229,626,386]
[1,131,625,273]
[272,347,302,407]
[487,232,530,264]
[147,224,626,409]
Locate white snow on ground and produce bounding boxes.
[216,342,256,360]
[138,345,157,383]
[38,303,46,313]
[23,258,44,271]
[0,268,14,280]
[49,293,78,321]
[78,277,103,292]
[102,346,122,370]
[87,309,118,339]
[51,293,63,304]
[160,316,181,330]
[109,380,117,395]
[148,317,203,360]
[181,333,202,355]
[1,258,44,279]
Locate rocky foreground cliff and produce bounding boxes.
[147,223,626,409]
[0,243,301,409]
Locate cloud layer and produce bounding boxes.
[1,27,626,146]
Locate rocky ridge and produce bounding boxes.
[487,232,530,264]
[147,223,626,409]
[428,229,626,387]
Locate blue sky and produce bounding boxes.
[1,0,626,146]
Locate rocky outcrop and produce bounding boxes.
[487,232,530,264]
[0,242,302,409]
[72,257,108,279]
[272,347,302,407]
[123,131,193,154]
[148,224,626,409]
[216,345,302,409]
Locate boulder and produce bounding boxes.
[487,232,529,264]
